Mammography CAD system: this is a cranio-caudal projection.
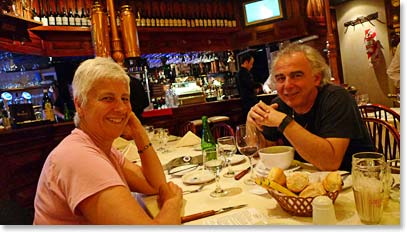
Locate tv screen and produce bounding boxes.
[243,0,284,26]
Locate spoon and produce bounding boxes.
[183,183,206,195]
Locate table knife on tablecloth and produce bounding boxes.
[181,204,248,223]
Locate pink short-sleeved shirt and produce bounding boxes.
[33,128,127,224]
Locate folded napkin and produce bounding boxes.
[175,131,201,147]
[113,137,140,162]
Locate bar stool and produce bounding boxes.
[208,116,230,124]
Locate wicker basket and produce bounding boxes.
[267,188,339,217]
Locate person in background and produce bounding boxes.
[34,57,183,224]
[54,83,75,121]
[237,52,259,119]
[247,44,374,171]
[386,43,400,89]
[129,75,149,124]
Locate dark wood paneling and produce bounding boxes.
[0,122,75,209]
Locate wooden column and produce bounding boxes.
[324,0,340,84]
[106,0,124,66]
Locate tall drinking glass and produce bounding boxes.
[203,148,227,197]
[352,158,388,224]
[235,124,259,185]
[217,136,237,178]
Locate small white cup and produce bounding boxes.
[312,196,337,225]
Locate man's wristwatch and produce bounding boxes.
[278,115,293,133]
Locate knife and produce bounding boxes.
[234,166,251,180]
[181,204,247,223]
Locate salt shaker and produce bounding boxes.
[312,196,337,225]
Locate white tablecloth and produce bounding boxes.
[139,137,400,225]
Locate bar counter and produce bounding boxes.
[0,94,276,211]
[143,94,276,136]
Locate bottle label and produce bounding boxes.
[56,16,62,25]
[48,17,56,26]
[62,17,69,25]
[41,17,48,26]
[43,102,55,121]
[75,17,82,26]
[69,17,75,25]
[81,17,87,26]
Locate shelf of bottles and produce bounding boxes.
[133,0,238,29]
[29,0,92,27]
[6,0,238,33]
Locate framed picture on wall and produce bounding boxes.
[242,0,285,26]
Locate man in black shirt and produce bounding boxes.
[237,53,258,120]
[247,44,373,171]
[129,76,149,123]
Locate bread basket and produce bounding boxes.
[267,188,339,217]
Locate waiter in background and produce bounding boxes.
[129,75,149,123]
[237,52,259,120]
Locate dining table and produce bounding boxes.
[121,134,400,226]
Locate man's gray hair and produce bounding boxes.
[270,43,332,86]
[72,57,130,126]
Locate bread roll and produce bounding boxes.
[299,182,327,198]
[286,172,309,193]
[267,167,286,186]
[322,171,343,192]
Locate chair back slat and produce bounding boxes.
[362,117,400,162]
[210,122,235,140]
[359,103,400,130]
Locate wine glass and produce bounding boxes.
[203,148,227,197]
[160,128,170,153]
[217,136,237,178]
[235,124,259,185]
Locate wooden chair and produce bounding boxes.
[362,117,400,162]
[359,103,400,131]
[210,122,235,140]
[179,121,197,136]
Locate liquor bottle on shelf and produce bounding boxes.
[48,6,56,26]
[80,8,87,26]
[33,8,41,22]
[61,7,69,26]
[55,2,62,26]
[42,89,55,122]
[144,2,151,27]
[86,8,91,26]
[68,8,75,26]
[74,8,81,26]
[140,9,146,27]
[40,7,49,26]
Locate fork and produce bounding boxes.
[183,184,206,195]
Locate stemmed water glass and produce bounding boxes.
[204,148,227,197]
[235,124,259,185]
[160,128,170,153]
[217,136,237,178]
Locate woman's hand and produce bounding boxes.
[122,112,144,140]
[157,182,183,209]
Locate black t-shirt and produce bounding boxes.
[130,77,149,122]
[262,84,374,171]
[236,67,259,118]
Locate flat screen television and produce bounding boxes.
[242,0,284,26]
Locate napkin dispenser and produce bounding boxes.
[165,155,203,175]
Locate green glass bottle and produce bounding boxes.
[63,103,71,121]
[201,116,216,161]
